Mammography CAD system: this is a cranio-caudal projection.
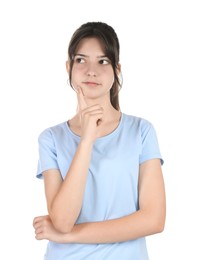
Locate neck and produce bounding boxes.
[78,98,119,119]
[69,96,121,138]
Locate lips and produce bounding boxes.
[83,81,100,86]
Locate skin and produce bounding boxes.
[33,37,166,244]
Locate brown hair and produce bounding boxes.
[68,22,122,111]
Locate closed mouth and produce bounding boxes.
[83,81,100,86]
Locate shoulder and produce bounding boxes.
[38,121,67,144]
[122,113,158,144]
[122,113,153,131]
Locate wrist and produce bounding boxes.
[62,229,77,243]
[79,138,94,147]
[61,232,74,243]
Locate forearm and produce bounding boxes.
[34,209,165,244]
[65,210,165,244]
[50,140,93,232]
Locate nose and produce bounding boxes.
[86,64,97,77]
[87,71,96,76]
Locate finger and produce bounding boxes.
[35,226,42,235]
[33,215,47,226]
[83,109,104,117]
[77,86,88,110]
[35,234,44,240]
[35,231,45,240]
[33,221,43,229]
[81,104,103,112]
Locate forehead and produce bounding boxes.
[76,37,105,54]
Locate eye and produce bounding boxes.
[75,57,85,64]
[99,59,110,65]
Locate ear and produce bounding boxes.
[66,60,70,74]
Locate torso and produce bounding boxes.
[36,113,162,259]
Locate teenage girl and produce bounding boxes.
[33,21,166,260]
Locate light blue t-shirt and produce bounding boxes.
[37,113,163,260]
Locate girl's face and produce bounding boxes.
[68,37,115,101]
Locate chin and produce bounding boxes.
[83,88,110,98]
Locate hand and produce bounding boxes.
[77,87,103,143]
[33,215,69,243]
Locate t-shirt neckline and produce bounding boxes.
[64,112,124,142]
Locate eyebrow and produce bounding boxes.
[74,54,108,58]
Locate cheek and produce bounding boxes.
[72,66,79,75]
[109,78,115,88]
[72,63,86,73]
[105,69,115,85]
[71,66,83,82]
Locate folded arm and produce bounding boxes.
[34,158,166,243]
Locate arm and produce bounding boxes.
[43,88,104,233]
[69,158,166,243]
[34,158,166,243]
[43,140,93,233]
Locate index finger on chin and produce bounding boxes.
[77,86,88,110]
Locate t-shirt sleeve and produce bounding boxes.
[139,121,164,165]
[36,128,59,179]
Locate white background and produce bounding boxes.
[0,0,200,259]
